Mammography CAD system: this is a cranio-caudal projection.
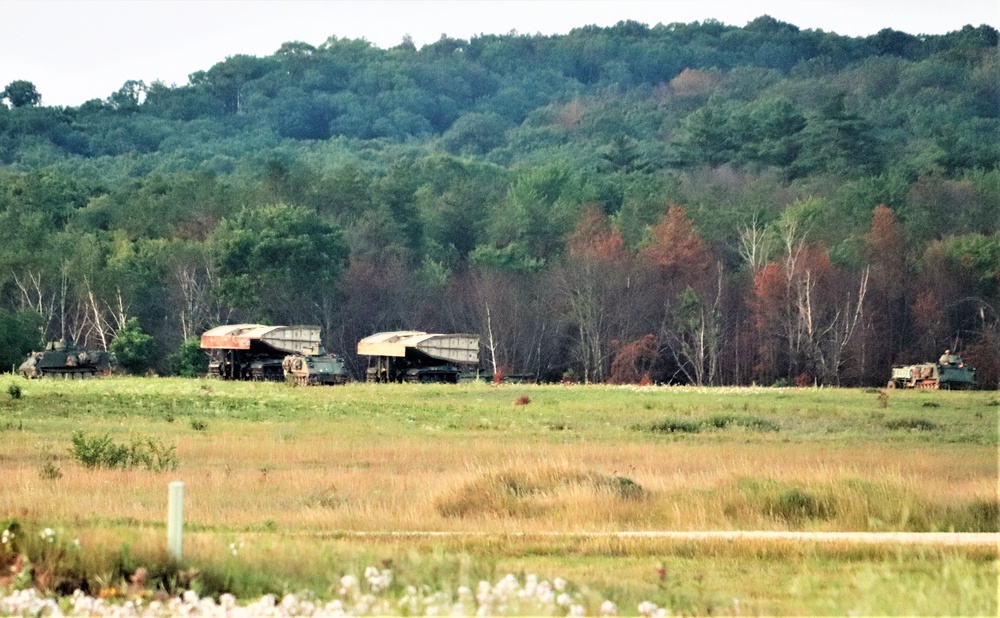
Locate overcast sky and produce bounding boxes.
[3,0,998,108]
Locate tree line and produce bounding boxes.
[0,16,997,386]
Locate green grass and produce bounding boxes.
[1,377,997,614]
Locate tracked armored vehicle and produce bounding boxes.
[18,341,115,379]
[282,353,348,385]
[358,331,480,383]
[888,351,976,390]
[201,324,348,384]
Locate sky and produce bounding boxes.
[3,0,998,108]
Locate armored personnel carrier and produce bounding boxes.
[282,353,348,385]
[888,350,976,389]
[18,341,115,379]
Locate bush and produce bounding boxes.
[70,432,178,471]
[169,337,208,377]
[109,319,155,375]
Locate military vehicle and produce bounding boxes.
[358,331,480,383]
[282,353,348,385]
[18,341,115,379]
[200,324,348,384]
[888,351,976,389]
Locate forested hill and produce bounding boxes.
[0,17,998,387]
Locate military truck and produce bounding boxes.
[200,324,347,384]
[888,351,976,389]
[18,341,115,379]
[358,331,480,383]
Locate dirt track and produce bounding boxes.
[337,531,999,546]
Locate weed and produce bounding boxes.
[190,418,208,431]
[514,395,531,406]
[877,390,889,408]
[921,401,941,408]
[39,461,62,480]
[7,383,22,400]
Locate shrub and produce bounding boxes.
[7,383,22,399]
[70,432,178,471]
[109,319,155,375]
[169,338,208,377]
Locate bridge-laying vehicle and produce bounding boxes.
[357,331,480,383]
[200,324,348,384]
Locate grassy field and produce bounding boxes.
[1,377,997,615]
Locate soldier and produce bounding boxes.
[939,349,962,366]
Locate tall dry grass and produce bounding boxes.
[2,378,996,613]
[4,430,995,533]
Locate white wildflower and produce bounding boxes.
[601,599,619,615]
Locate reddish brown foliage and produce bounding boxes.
[609,334,659,384]
[514,395,531,406]
[794,373,812,388]
[640,206,713,286]
[566,207,625,261]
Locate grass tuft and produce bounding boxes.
[639,418,701,434]
[884,418,938,431]
[436,466,647,518]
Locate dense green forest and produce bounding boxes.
[1,16,998,386]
